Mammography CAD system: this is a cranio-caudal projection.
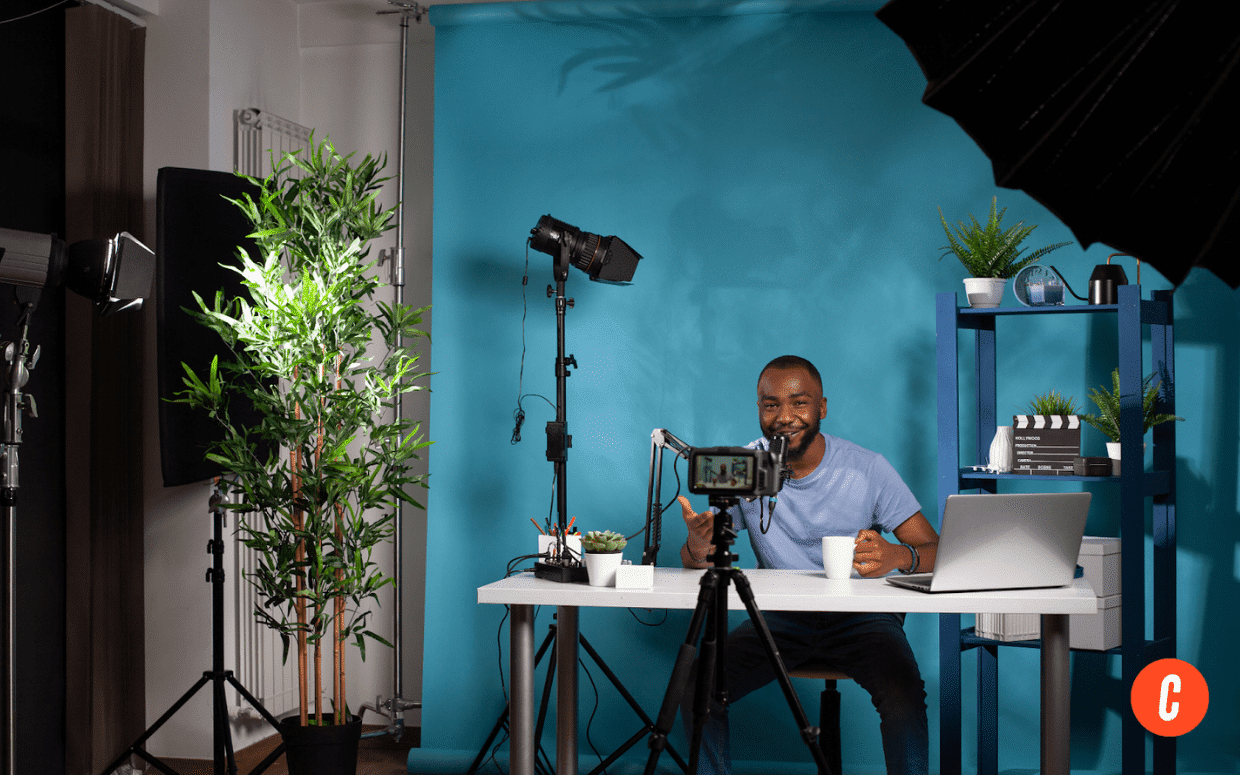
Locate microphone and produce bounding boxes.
[770,433,791,483]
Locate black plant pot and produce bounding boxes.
[279,713,362,775]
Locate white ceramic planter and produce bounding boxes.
[1105,442,1146,476]
[963,277,1007,308]
[583,551,624,587]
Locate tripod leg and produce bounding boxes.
[578,635,690,774]
[687,612,717,775]
[98,675,211,775]
[730,572,831,775]
[642,570,719,775]
[212,676,240,775]
[534,638,558,768]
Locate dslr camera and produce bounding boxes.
[688,436,789,499]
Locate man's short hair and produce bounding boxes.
[759,355,823,392]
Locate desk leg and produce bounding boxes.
[510,604,535,775]
[557,605,579,775]
[1040,614,1070,775]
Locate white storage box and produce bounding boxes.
[615,562,654,589]
[976,535,1123,649]
[1077,536,1120,596]
[976,612,1040,642]
[1071,593,1121,651]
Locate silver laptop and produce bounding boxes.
[886,492,1091,593]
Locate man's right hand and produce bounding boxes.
[679,496,714,567]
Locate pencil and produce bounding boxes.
[530,517,545,535]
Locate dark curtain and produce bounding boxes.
[63,6,147,774]
[0,1,69,771]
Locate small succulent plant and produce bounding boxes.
[580,530,627,553]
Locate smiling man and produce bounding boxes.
[678,354,939,775]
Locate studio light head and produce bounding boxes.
[0,227,154,315]
[529,214,642,284]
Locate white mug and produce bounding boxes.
[821,536,856,580]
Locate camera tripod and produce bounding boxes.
[469,612,689,775]
[641,495,832,775]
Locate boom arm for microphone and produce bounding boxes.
[642,428,693,566]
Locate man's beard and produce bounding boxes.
[765,414,821,461]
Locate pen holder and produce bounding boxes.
[538,534,582,562]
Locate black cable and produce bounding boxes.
[627,607,669,626]
[511,241,555,444]
[496,605,511,710]
[0,0,71,25]
[626,449,685,542]
[580,658,608,774]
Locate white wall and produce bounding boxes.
[141,0,429,757]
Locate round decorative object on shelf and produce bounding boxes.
[1013,264,1066,306]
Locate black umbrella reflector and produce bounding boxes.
[877,0,1240,288]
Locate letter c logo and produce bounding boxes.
[1158,674,1180,721]
[1132,659,1207,736]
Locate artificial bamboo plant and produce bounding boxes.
[176,135,430,727]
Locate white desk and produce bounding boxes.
[478,568,1097,775]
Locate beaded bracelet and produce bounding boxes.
[898,543,919,575]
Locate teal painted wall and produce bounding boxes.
[426,2,1239,772]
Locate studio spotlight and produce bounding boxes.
[0,227,154,315]
[529,214,642,284]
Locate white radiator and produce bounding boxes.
[233,108,311,179]
[231,108,312,720]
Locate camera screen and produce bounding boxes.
[692,454,754,491]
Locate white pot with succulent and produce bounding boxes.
[939,196,1073,308]
[580,530,628,587]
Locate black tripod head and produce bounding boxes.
[706,495,741,568]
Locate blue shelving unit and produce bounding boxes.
[935,285,1176,775]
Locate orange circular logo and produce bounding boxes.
[1130,658,1209,737]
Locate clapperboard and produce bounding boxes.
[1012,414,1081,475]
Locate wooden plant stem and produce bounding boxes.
[291,366,309,727]
[333,353,345,722]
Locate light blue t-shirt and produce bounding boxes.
[728,434,921,571]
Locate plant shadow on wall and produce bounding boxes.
[175,135,431,772]
[501,4,824,97]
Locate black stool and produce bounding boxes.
[788,660,851,775]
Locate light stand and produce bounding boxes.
[101,485,285,775]
[531,241,585,581]
[1,288,39,775]
[0,226,154,774]
[525,215,642,580]
[641,497,832,775]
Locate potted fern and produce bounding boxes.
[580,530,627,587]
[939,196,1073,308]
[1081,368,1182,474]
[175,135,430,774]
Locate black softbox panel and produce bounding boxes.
[156,167,265,487]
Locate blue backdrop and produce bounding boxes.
[425,2,1238,772]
